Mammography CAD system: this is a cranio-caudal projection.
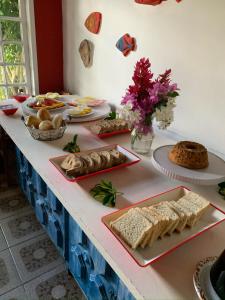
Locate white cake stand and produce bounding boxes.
[152,145,225,185]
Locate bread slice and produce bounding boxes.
[139,207,167,247]
[183,192,210,217]
[151,202,180,236]
[167,201,188,232]
[133,207,157,248]
[110,209,153,249]
[177,198,200,227]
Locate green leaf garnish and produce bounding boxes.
[167,91,179,98]
[218,182,225,200]
[104,111,117,120]
[90,180,122,207]
[63,134,80,153]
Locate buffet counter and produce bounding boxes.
[1,107,225,300]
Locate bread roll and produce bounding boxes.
[25,116,41,129]
[37,108,51,121]
[52,114,63,129]
[39,120,53,131]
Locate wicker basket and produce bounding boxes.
[25,121,66,141]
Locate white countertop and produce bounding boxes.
[1,105,225,300]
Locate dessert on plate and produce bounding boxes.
[168,141,209,169]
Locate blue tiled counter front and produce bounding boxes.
[16,147,135,300]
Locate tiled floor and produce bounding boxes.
[0,187,85,300]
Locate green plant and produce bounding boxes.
[90,180,122,207]
[218,182,225,200]
[63,135,80,153]
[104,111,117,120]
[0,0,25,101]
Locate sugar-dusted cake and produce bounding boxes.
[168,141,209,169]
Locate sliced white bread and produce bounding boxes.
[110,209,153,249]
[143,207,169,246]
[134,207,158,248]
[149,207,170,238]
[177,198,202,227]
[183,192,210,218]
[151,202,180,236]
[167,201,188,232]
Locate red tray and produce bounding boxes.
[102,186,225,267]
[97,129,130,139]
[49,144,140,182]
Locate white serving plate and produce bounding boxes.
[193,256,220,300]
[22,97,68,115]
[152,145,225,185]
[102,187,225,267]
[67,108,94,118]
[64,103,111,123]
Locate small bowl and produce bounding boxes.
[13,94,30,103]
[2,107,18,115]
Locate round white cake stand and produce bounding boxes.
[193,256,220,300]
[152,145,225,185]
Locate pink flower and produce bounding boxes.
[121,58,179,133]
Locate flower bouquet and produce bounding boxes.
[120,57,179,154]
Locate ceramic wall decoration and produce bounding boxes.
[116,34,136,57]
[85,12,102,34]
[135,0,182,5]
[79,39,93,67]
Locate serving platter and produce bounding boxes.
[97,129,130,139]
[64,103,111,123]
[22,97,68,115]
[67,108,94,118]
[193,256,220,300]
[102,186,225,267]
[49,144,140,182]
[152,145,225,185]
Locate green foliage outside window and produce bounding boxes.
[0,0,26,100]
[0,0,19,17]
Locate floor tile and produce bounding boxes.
[0,192,30,220]
[0,286,28,300]
[0,249,22,296]
[1,210,44,247]
[10,234,64,283]
[24,264,85,300]
[0,227,7,251]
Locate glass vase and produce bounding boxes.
[131,128,154,155]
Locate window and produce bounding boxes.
[0,0,33,100]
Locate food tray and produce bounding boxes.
[97,129,130,139]
[64,103,111,123]
[49,144,140,182]
[102,186,225,267]
[152,145,225,186]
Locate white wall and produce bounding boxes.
[63,0,225,155]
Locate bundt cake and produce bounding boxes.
[169,141,209,169]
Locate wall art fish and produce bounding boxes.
[116,34,136,57]
[85,12,102,34]
[79,39,93,67]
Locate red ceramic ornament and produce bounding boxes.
[85,12,102,34]
[135,0,182,4]
[135,0,166,5]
